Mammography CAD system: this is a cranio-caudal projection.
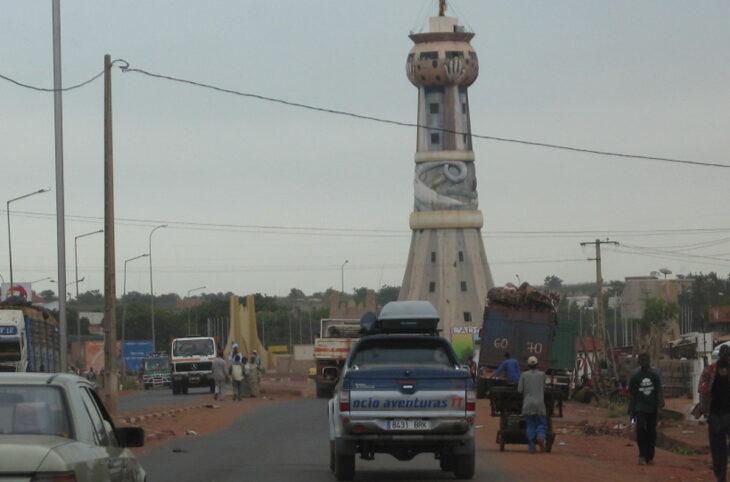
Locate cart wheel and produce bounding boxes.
[498,432,505,452]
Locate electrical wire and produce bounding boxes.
[0,59,126,93]
[2,60,726,169]
[115,61,730,169]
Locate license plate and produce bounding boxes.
[387,419,431,431]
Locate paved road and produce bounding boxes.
[119,386,211,412]
[138,398,509,482]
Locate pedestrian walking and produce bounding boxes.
[628,352,663,466]
[518,356,547,453]
[212,349,230,401]
[229,344,246,401]
[696,344,730,481]
[491,352,521,383]
[249,350,262,397]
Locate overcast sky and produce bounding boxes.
[1,0,729,299]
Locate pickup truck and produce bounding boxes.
[328,301,476,480]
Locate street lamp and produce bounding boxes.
[74,229,103,303]
[186,286,206,334]
[341,260,349,294]
[7,188,50,288]
[29,276,52,284]
[122,253,149,376]
[149,224,167,350]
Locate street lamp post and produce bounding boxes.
[6,189,50,288]
[341,260,348,294]
[186,286,206,334]
[148,224,167,350]
[122,254,149,377]
[74,229,103,337]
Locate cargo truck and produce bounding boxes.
[313,318,361,399]
[475,284,563,398]
[0,299,60,373]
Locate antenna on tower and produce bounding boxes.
[439,0,447,16]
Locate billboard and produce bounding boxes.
[1,282,32,301]
[123,340,154,372]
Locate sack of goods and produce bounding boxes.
[231,363,244,381]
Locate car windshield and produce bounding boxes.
[145,358,170,370]
[350,339,454,367]
[173,339,215,357]
[0,385,71,437]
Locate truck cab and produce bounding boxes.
[170,336,216,395]
[141,352,172,389]
[328,301,476,480]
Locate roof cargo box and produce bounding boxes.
[374,301,440,334]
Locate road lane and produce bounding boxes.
[119,386,211,412]
[138,398,510,482]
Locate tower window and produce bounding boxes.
[429,282,436,293]
[435,75,441,81]
[446,51,465,59]
[430,133,440,144]
[463,134,468,145]
[464,312,472,322]
[429,103,439,114]
[431,252,436,263]
[459,251,464,262]
[432,60,438,68]
[407,53,414,62]
[420,51,438,60]
[420,76,426,81]
[469,52,478,60]
[462,103,467,113]
[460,281,468,292]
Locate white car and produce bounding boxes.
[0,373,146,481]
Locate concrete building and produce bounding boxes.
[620,276,692,341]
[399,9,494,340]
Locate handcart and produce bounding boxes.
[488,385,563,452]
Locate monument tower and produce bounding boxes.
[399,1,494,339]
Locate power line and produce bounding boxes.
[2,60,728,169]
[6,209,730,240]
[0,59,126,93]
[116,61,730,169]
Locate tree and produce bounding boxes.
[377,285,400,306]
[288,288,305,299]
[543,275,563,291]
[636,297,679,361]
[39,289,56,301]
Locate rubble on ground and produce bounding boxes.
[486,282,561,311]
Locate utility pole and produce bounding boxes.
[102,54,118,415]
[580,239,619,372]
[52,0,68,373]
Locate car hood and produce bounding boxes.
[0,435,72,473]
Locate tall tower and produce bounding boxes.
[399,6,494,340]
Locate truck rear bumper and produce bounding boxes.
[336,434,474,456]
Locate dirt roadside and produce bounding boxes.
[474,398,714,481]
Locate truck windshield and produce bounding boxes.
[172,339,215,357]
[0,339,21,362]
[350,339,454,367]
[0,386,71,437]
[145,358,170,370]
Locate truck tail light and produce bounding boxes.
[466,389,476,412]
[31,472,77,482]
[339,390,350,412]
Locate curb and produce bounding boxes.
[116,403,204,425]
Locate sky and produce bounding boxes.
[1,0,729,299]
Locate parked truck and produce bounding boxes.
[170,336,216,395]
[475,284,562,398]
[314,318,361,399]
[0,299,60,373]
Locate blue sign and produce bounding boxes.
[122,340,154,372]
[0,326,18,335]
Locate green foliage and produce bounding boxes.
[672,446,697,456]
[288,288,305,299]
[39,289,56,301]
[377,285,400,306]
[640,297,679,334]
[543,275,564,291]
[606,402,628,418]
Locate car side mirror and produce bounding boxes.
[116,426,145,447]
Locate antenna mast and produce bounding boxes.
[439,0,447,16]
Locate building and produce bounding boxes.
[620,276,692,341]
[398,7,494,340]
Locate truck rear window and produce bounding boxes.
[350,339,454,367]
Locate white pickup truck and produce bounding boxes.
[328,301,476,480]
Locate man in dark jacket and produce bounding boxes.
[629,353,663,466]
